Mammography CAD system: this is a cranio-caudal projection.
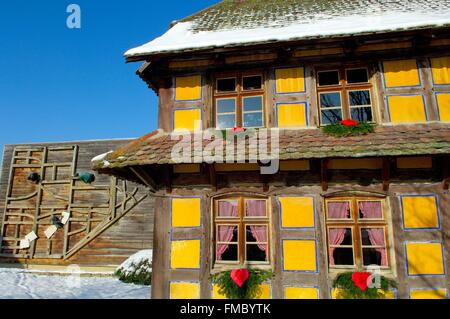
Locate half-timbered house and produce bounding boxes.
[92,0,450,298]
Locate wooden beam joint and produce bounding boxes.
[130,166,157,192]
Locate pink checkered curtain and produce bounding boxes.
[367,228,388,266]
[250,225,268,254]
[359,201,382,219]
[328,228,347,266]
[327,201,350,219]
[218,200,238,217]
[245,199,266,217]
[216,226,236,261]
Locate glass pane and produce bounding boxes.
[329,228,352,246]
[245,225,267,242]
[332,248,354,265]
[318,71,340,86]
[217,98,236,113]
[327,201,351,219]
[218,200,238,217]
[245,200,266,217]
[217,114,236,129]
[320,92,342,108]
[349,90,371,106]
[243,112,263,127]
[361,228,385,246]
[351,107,373,122]
[358,201,382,219]
[243,76,262,90]
[246,244,267,262]
[217,78,236,92]
[321,110,342,125]
[346,68,369,83]
[218,225,238,242]
[243,96,263,112]
[218,243,238,261]
[363,248,385,266]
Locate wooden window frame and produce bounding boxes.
[316,66,375,125]
[325,197,390,270]
[213,197,270,266]
[214,71,265,128]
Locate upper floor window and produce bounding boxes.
[214,72,265,129]
[325,197,390,269]
[317,67,374,125]
[214,197,270,266]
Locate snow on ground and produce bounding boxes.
[0,268,150,299]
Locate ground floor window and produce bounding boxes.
[214,196,270,266]
[325,197,389,269]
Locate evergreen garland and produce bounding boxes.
[322,122,376,137]
[332,271,397,299]
[211,269,273,299]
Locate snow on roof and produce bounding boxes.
[125,0,450,59]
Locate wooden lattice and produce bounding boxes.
[0,145,148,260]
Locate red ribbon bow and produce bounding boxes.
[341,119,360,126]
[230,269,249,288]
[351,272,371,291]
[231,127,246,133]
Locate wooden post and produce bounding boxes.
[442,156,449,190]
[382,157,391,191]
[207,164,217,192]
[320,159,328,191]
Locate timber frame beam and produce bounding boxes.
[130,166,157,192]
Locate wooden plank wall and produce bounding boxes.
[0,139,154,267]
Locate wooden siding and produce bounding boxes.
[0,140,154,267]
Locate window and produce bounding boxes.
[325,197,389,269]
[214,73,264,129]
[317,67,374,125]
[214,197,269,265]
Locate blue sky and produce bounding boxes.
[0,0,218,161]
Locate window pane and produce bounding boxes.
[217,98,236,113]
[246,244,267,262]
[243,112,263,127]
[329,228,352,246]
[321,110,342,125]
[358,201,382,219]
[320,92,341,108]
[218,225,238,242]
[243,96,263,112]
[243,75,262,90]
[332,248,354,265]
[351,107,373,122]
[363,248,386,266]
[318,71,340,86]
[218,200,238,217]
[349,90,371,106]
[217,78,236,92]
[245,225,267,242]
[361,228,385,246]
[217,114,236,129]
[327,201,351,219]
[218,243,238,261]
[346,68,369,83]
[245,200,266,217]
